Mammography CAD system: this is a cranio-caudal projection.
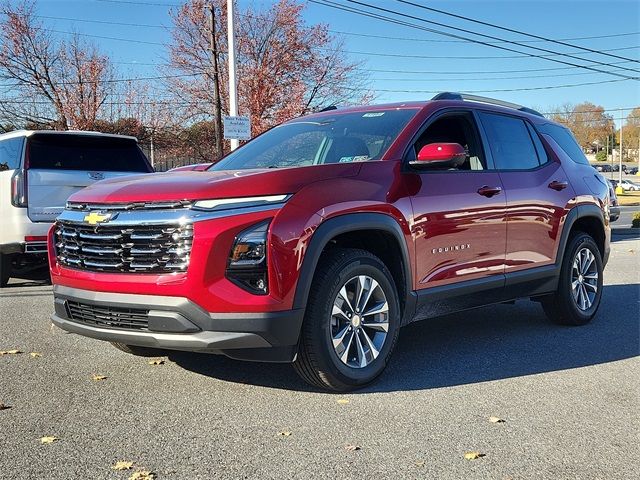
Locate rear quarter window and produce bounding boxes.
[0,137,24,171]
[27,135,152,172]
[537,123,589,165]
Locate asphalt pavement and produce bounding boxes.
[1,236,638,479]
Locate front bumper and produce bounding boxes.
[51,285,304,362]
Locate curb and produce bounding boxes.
[612,228,640,237]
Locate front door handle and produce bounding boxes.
[477,185,502,197]
[548,180,568,191]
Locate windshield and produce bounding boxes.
[210,108,418,171]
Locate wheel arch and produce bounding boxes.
[292,213,415,324]
[558,205,607,265]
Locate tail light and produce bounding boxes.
[226,221,269,295]
[11,169,27,207]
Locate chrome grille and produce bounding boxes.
[55,222,193,273]
[66,301,149,330]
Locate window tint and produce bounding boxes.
[211,109,418,171]
[0,137,24,171]
[27,135,151,172]
[538,123,589,165]
[478,112,540,170]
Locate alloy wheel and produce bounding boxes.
[571,247,598,311]
[330,275,389,368]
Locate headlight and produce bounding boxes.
[193,194,290,212]
[226,220,270,294]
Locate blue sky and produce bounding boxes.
[8,0,640,124]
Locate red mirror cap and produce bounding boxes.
[417,143,466,162]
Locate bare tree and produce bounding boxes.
[0,1,115,130]
[167,0,371,160]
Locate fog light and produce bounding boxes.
[226,220,269,294]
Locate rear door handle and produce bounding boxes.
[477,185,502,197]
[548,180,568,191]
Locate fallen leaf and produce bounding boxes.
[345,444,361,452]
[40,436,58,444]
[278,430,292,437]
[489,416,505,423]
[112,461,134,471]
[336,399,350,404]
[30,352,42,358]
[629,249,635,254]
[464,451,485,460]
[129,470,155,480]
[0,349,22,355]
[92,374,108,381]
[0,403,11,411]
[415,460,426,467]
[147,359,165,366]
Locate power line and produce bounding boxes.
[94,0,180,6]
[370,68,635,82]
[343,45,639,61]
[45,26,639,62]
[310,0,639,80]
[35,13,640,46]
[44,28,166,46]
[334,30,640,45]
[36,15,168,29]
[394,0,640,64]
[1,72,201,87]
[338,0,640,76]
[110,59,640,76]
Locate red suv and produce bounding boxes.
[48,93,611,391]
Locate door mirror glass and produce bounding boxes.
[410,142,466,170]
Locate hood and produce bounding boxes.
[68,163,362,204]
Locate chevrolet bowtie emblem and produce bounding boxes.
[84,212,112,225]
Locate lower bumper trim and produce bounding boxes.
[51,313,271,352]
[51,284,305,361]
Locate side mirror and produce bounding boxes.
[410,142,466,170]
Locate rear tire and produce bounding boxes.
[293,248,400,391]
[110,342,166,357]
[541,232,603,326]
[0,253,12,288]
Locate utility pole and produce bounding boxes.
[207,2,224,160]
[619,109,623,184]
[227,0,239,151]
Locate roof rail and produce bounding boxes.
[318,105,338,112]
[431,92,544,118]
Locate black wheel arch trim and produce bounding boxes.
[292,212,415,323]
[556,204,607,267]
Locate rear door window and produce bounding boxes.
[0,137,24,171]
[27,135,152,172]
[478,112,542,170]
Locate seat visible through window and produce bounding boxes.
[324,136,370,164]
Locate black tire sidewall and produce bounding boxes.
[559,233,603,322]
[308,254,400,387]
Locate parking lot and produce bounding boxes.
[1,233,638,479]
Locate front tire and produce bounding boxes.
[293,248,400,391]
[542,232,603,326]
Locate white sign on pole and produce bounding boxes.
[223,116,251,140]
